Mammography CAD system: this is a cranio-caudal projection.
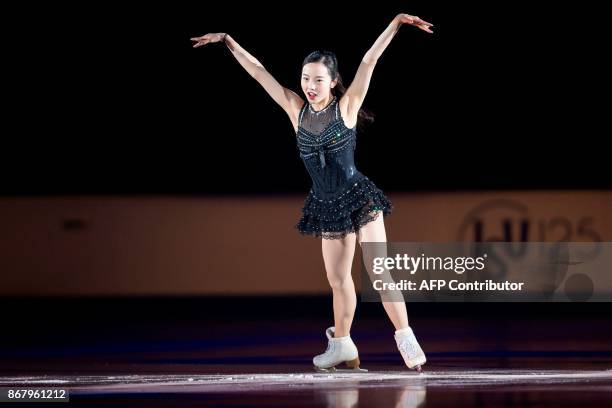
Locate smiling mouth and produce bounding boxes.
[307,92,317,99]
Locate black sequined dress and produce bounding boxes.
[295,97,393,239]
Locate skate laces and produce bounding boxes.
[324,340,337,355]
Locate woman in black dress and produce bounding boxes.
[192,12,433,372]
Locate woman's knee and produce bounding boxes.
[326,271,353,290]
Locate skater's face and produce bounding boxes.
[301,62,337,104]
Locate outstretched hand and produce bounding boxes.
[190,33,226,48]
[396,14,434,33]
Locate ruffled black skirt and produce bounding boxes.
[295,176,393,239]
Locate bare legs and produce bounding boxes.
[321,211,409,334]
[322,232,357,337]
[357,212,409,331]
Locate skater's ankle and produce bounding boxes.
[395,326,412,335]
[334,328,350,338]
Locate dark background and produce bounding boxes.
[4,0,606,195]
[1,2,611,356]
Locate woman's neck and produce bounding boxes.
[310,95,335,112]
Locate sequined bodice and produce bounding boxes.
[296,97,363,199]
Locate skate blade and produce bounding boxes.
[313,366,368,373]
[407,357,427,372]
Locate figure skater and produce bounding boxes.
[191,12,433,372]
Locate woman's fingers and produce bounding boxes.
[190,35,212,47]
[418,24,434,33]
[192,39,209,47]
[399,14,434,29]
[414,17,433,27]
[400,14,434,32]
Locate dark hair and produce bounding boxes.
[302,50,375,129]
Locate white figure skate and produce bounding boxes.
[313,327,367,373]
[395,326,426,372]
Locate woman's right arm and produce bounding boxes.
[191,33,304,130]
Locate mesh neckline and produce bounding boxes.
[308,96,336,115]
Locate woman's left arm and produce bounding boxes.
[343,14,433,119]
